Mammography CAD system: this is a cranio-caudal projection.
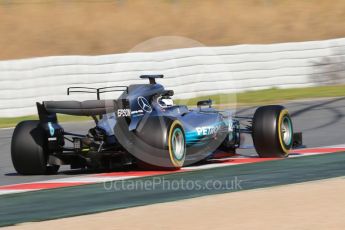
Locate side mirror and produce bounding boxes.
[162,90,174,97]
[197,99,212,108]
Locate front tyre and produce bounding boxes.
[252,105,293,158]
[136,119,186,170]
[11,120,60,175]
[167,120,186,168]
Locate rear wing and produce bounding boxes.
[36,86,130,124]
[37,99,130,122]
[67,86,128,100]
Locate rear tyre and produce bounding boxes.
[11,120,60,175]
[252,105,293,158]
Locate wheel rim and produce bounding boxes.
[281,116,293,146]
[171,128,185,161]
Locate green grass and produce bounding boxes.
[1,85,345,128]
[176,84,345,106]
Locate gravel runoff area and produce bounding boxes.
[3,177,345,230]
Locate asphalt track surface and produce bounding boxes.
[0,97,345,186]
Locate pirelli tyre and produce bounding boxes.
[11,120,60,175]
[252,105,293,158]
[167,120,186,168]
[135,119,186,170]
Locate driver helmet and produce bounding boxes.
[158,97,174,107]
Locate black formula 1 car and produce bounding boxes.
[11,75,302,175]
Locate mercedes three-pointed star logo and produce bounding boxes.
[137,96,152,113]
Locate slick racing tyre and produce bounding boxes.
[11,120,60,175]
[252,105,293,158]
[167,120,186,168]
[136,119,186,170]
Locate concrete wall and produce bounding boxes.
[1,37,345,117]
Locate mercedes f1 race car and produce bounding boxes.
[11,75,302,175]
